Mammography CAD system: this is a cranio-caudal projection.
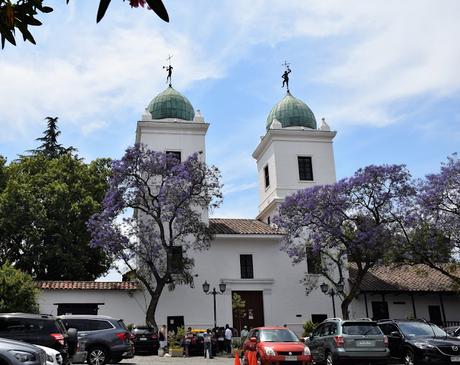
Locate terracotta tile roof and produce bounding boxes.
[350,264,459,292]
[37,281,139,291]
[209,218,283,235]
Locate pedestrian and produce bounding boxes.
[224,324,232,355]
[216,327,225,354]
[158,325,167,351]
[184,327,193,357]
[203,328,213,359]
[240,325,249,340]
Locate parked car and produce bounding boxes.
[186,329,217,357]
[306,318,390,365]
[242,326,312,365]
[378,319,460,365]
[59,315,133,365]
[0,314,77,365]
[34,346,62,365]
[130,326,159,355]
[444,326,460,338]
[0,337,47,365]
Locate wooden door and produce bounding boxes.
[232,291,264,332]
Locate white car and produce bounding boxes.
[35,345,63,365]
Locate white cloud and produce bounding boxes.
[1,0,459,141]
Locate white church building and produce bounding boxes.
[38,79,460,334]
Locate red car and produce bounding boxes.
[242,326,312,365]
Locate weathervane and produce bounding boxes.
[163,54,173,87]
[281,61,291,92]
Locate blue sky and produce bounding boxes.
[1,0,459,222]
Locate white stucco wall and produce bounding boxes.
[350,292,460,323]
[252,129,337,220]
[38,289,148,325]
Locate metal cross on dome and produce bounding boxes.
[163,54,174,87]
[282,60,291,92]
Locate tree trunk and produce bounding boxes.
[145,282,165,329]
[341,296,351,320]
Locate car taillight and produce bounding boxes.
[333,335,344,347]
[384,335,388,347]
[116,332,129,342]
[51,333,65,346]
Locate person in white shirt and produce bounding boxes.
[224,324,232,355]
[240,325,249,339]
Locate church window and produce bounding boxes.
[267,216,270,225]
[298,156,313,181]
[240,254,254,279]
[264,165,270,188]
[168,246,184,274]
[306,245,321,274]
[166,150,181,162]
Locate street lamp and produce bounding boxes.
[202,281,226,329]
[320,282,344,318]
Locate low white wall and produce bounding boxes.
[350,292,460,323]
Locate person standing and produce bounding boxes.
[240,325,249,340]
[203,329,213,359]
[224,324,232,355]
[184,327,193,357]
[159,325,167,351]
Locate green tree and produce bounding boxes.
[0,154,113,280]
[28,117,75,158]
[232,293,246,333]
[0,262,39,313]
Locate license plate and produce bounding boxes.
[285,356,297,361]
[451,357,460,362]
[140,338,148,341]
[356,340,374,347]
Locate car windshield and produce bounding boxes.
[260,329,299,342]
[342,323,381,335]
[399,322,447,338]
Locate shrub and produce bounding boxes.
[302,321,317,337]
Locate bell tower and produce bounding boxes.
[252,69,337,223]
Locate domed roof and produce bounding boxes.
[147,86,195,121]
[266,91,317,131]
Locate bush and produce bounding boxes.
[302,321,317,337]
[0,262,39,313]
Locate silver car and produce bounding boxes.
[306,318,390,365]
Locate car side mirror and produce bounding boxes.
[390,331,401,338]
[250,337,257,343]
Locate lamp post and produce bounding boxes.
[320,281,344,318]
[202,281,226,329]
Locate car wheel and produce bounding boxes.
[404,350,415,365]
[87,347,108,365]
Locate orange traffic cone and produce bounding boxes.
[234,351,241,365]
[250,351,257,365]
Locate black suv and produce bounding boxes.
[0,314,76,365]
[378,319,460,364]
[60,315,133,365]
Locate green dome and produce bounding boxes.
[266,91,317,131]
[147,86,195,121]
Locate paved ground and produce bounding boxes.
[121,355,235,365]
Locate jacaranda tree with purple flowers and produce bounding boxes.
[397,154,460,284]
[88,144,222,327]
[276,165,415,319]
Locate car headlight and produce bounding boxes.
[303,346,311,356]
[46,355,53,363]
[264,347,276,356]
[414,342,435,349]
[8,350,36,362]
[56,353,63,365]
